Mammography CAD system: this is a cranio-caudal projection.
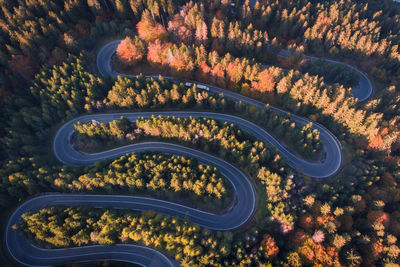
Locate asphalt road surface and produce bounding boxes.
[6,195,175,266]
[96,40,343,178]
[7,141,256,266]
[99,40,373,102]
[7,39,356,267]
[305,55,372,102]
[277,51,373,102]
[54,111,341,178]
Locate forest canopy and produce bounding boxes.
[1,0,400,266]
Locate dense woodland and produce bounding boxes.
[117,24,385,151]
[16,206,277,266]
[66,152,231,208]
[75,114,321,159]
[1,150,232,207]
[1,0,400,266]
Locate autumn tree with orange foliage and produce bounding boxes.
[210,63,226,88]
[297,238,340,266]
[147,40,171,66]
[369,130,384,150]
[315,214,336,228]
[167,14,193,44]
[371,239,384,261]
[137,10,168,43]
[260,234,279,258]
[195,61,211,82]
[251,68,276,93]
[225,59,244,86]
[116,36,147,67]
[368,128,398,154]
[165,44,195,78]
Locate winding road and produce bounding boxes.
[307,55,373,102]
[278,51,373,102]
[6,142,256,266]
[98,40,374,103]
[6,194,175,267]
[55,112,342,177]
[5,39,369,266]
[95,41,342,179]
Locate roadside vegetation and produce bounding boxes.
[64,152,232,211]
[74,114,322,160]
[15,206,280,266]
[115,28,384,151]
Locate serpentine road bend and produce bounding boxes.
[308,55,373,102]
[54,111,341,178]
[7,142,256,266]
[6,196,175,267]
[99,40,373,103]
[97,40,343,178]
[277,51,373,102]
[6,40,349,267]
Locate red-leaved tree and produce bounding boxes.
[147,40,171,66]
[260,234,279,258]
[116,36,147,67]
[251,68,276,93]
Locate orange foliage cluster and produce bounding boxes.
[167,14,193,44]
[116,37,145,67]
[251,69,276,93]
[260,234,279,258]
[226,60,244,85]
[169,59,187,73]
[299,213,314,229]
[315,215,336,228]
[137,20,167,43]
[318,16,331,25]
[369,133,385,150]
[210,63,226,88]
[371,239,384,261]
[195,61,211,82]
[298,238,340,266]
[147,41,194,77]
[147,41,170,65]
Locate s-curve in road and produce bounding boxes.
[7,141,256,266]
[55,111,341,178]
[6,195,175,266]
[277,50,373,102]
[97,41,343,178]
[99,40,373,102]
[305,55,373,102]
[5,41,345,267]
